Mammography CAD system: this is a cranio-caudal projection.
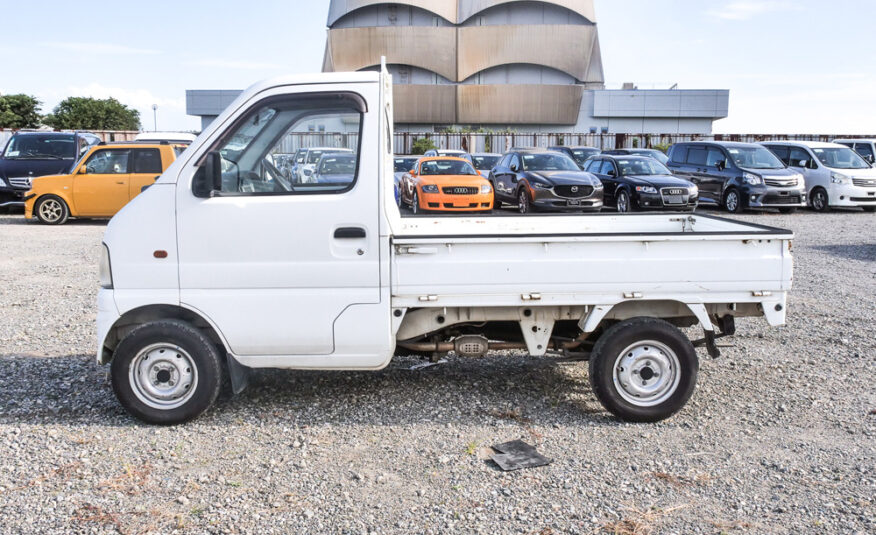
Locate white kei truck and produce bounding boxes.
[97,64,794,425]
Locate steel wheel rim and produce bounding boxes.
[726,192,738,212]
[39,199,63,222]
[518,191,528,213]
[129,343,198,410]
[617,193,629,213]
[612,340,681,407]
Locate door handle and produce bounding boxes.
[116,181,125,185]
[334,227,366,239]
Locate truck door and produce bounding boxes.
[175,87,384,359]
[73,148,131,216]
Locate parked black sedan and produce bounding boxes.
[582,155,698,212]
[547,145,600,169]
[489,150,603,213]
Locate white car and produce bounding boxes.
[297,147,352,183]
[832,139,876,165]
[95,64,793,425]
[762,141,876,212]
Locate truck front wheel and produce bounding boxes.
[588,317,698,422]
[111,320,223,425]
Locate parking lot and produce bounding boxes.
[0,209,873,534]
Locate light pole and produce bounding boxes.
[152,104,158,132]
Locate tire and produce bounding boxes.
[518,188,531,214]
[616,190,631,213]
[810,188,829,212]
[588,317,698,422]
[111,320,223,425]
[778,207,796,214]
[411,190,420,215]
[723,188,742,213]
[35,195,69,225]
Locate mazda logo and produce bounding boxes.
[571,186,579,193]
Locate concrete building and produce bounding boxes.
[187,0,729,134]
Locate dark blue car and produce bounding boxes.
[0,131,100,210]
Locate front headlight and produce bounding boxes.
[635,186,658,194]
[689,185,699,196]
[99,244,113,289]
[743,172,763,185]
[421,184,439,193]
[479,184,492,194]
[531,181,552,189]
[593,180,604,189]
[830,172,850,184]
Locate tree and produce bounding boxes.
[44,97,140,130]
[411,137,437,155]
[0,94,42,128]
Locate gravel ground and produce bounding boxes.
[0,209,874,535]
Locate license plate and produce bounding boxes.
[567,200,581,206]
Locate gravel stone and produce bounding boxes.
[0,210,874,534]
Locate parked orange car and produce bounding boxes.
[24,142,180,224]
[400,157,493,214]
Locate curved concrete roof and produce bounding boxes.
[327,0,597,26]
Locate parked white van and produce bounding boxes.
[832,139,876,165]
[96,64,794,425]
[761,141,876,212]
[296,146,353,183]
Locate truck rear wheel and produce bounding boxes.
[588,317,698,422]
[111,320,222,425]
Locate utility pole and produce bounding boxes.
[152,104,158,132]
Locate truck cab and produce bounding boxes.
[97,66,794,425]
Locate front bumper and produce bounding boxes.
[420,191,493,211]
[531,187,603,212]
[0,186,26,208]
[743,185,807,209]
[636,190,698,211]
[828,183,876,207]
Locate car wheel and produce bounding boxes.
[110,320,223,425]
[589,317,698,422]
[616,190,631,213]
[724,188,742,213]
[518,188,531,214]
[35,195,70,225]
[810,188,829,212]
[411,190,420,215]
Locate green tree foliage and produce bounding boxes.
[0,94,42,128]
[411,137,437,155]
[43,97,140,130]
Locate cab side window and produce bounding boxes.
[705,148,726,167]
[854,143,874,161]
[85,149,129,174]
[669,146,687,164]
[131,149,163,173]
[686,148,707,166]
[789,147,811,168]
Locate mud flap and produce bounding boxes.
[226,353,251,395]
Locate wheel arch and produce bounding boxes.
[579,300,711,334]
[35,191,75,215]
[100,304,230,364]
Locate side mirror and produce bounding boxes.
[409,168,417,175]
[78,167,88,174]
[868,155,875,164]
[303,168,313,177]
[607,169,616,177]
[510,164,519,173]
[716,160,726,171]
[193,151,223,197]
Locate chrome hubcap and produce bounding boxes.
[39,199,63,222]
[129,344,198,410]
[618,194,629,212]
[814,192,825,210]
[613,340,681,407]
[727,192,738,211]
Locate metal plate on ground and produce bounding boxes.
[490,440,552,471]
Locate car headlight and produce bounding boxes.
[99,244,113,289]
[593,179,604,189]
[635,186,658,194]
[421,184,439,193]
[479,184,492,194]
[531,181,552,189]
[689,185,698,196]
[830,172,850,184]
[743,172,762,185]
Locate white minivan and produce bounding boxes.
[832,139,876,165]
[761,141,876,212]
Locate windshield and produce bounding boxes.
[631,149,669,165]
[306,150,327,164]
[471,155,499,170]
[419,159,478,176]
[2,134,76,159]
[616,158,672,176]
[522,153,579,171]
[571,148,598,165]
[394,157,418,172]
[727,146,785,170]
[317,155,357,176]
[811,147,869,169]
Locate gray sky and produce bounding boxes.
[2,0,874,133]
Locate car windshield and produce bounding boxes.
[521,153,579,171]
[811,147,869,169]
[571,148,598,164]
[616,159,672,176]
[2,134,76,159]
[632,149,669,165]
[306,150,328,164]
[471,155,499,170]
[727,146,785,169]
[317,155,357,176]
[394,157,418,172]
[419,159,478,176]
